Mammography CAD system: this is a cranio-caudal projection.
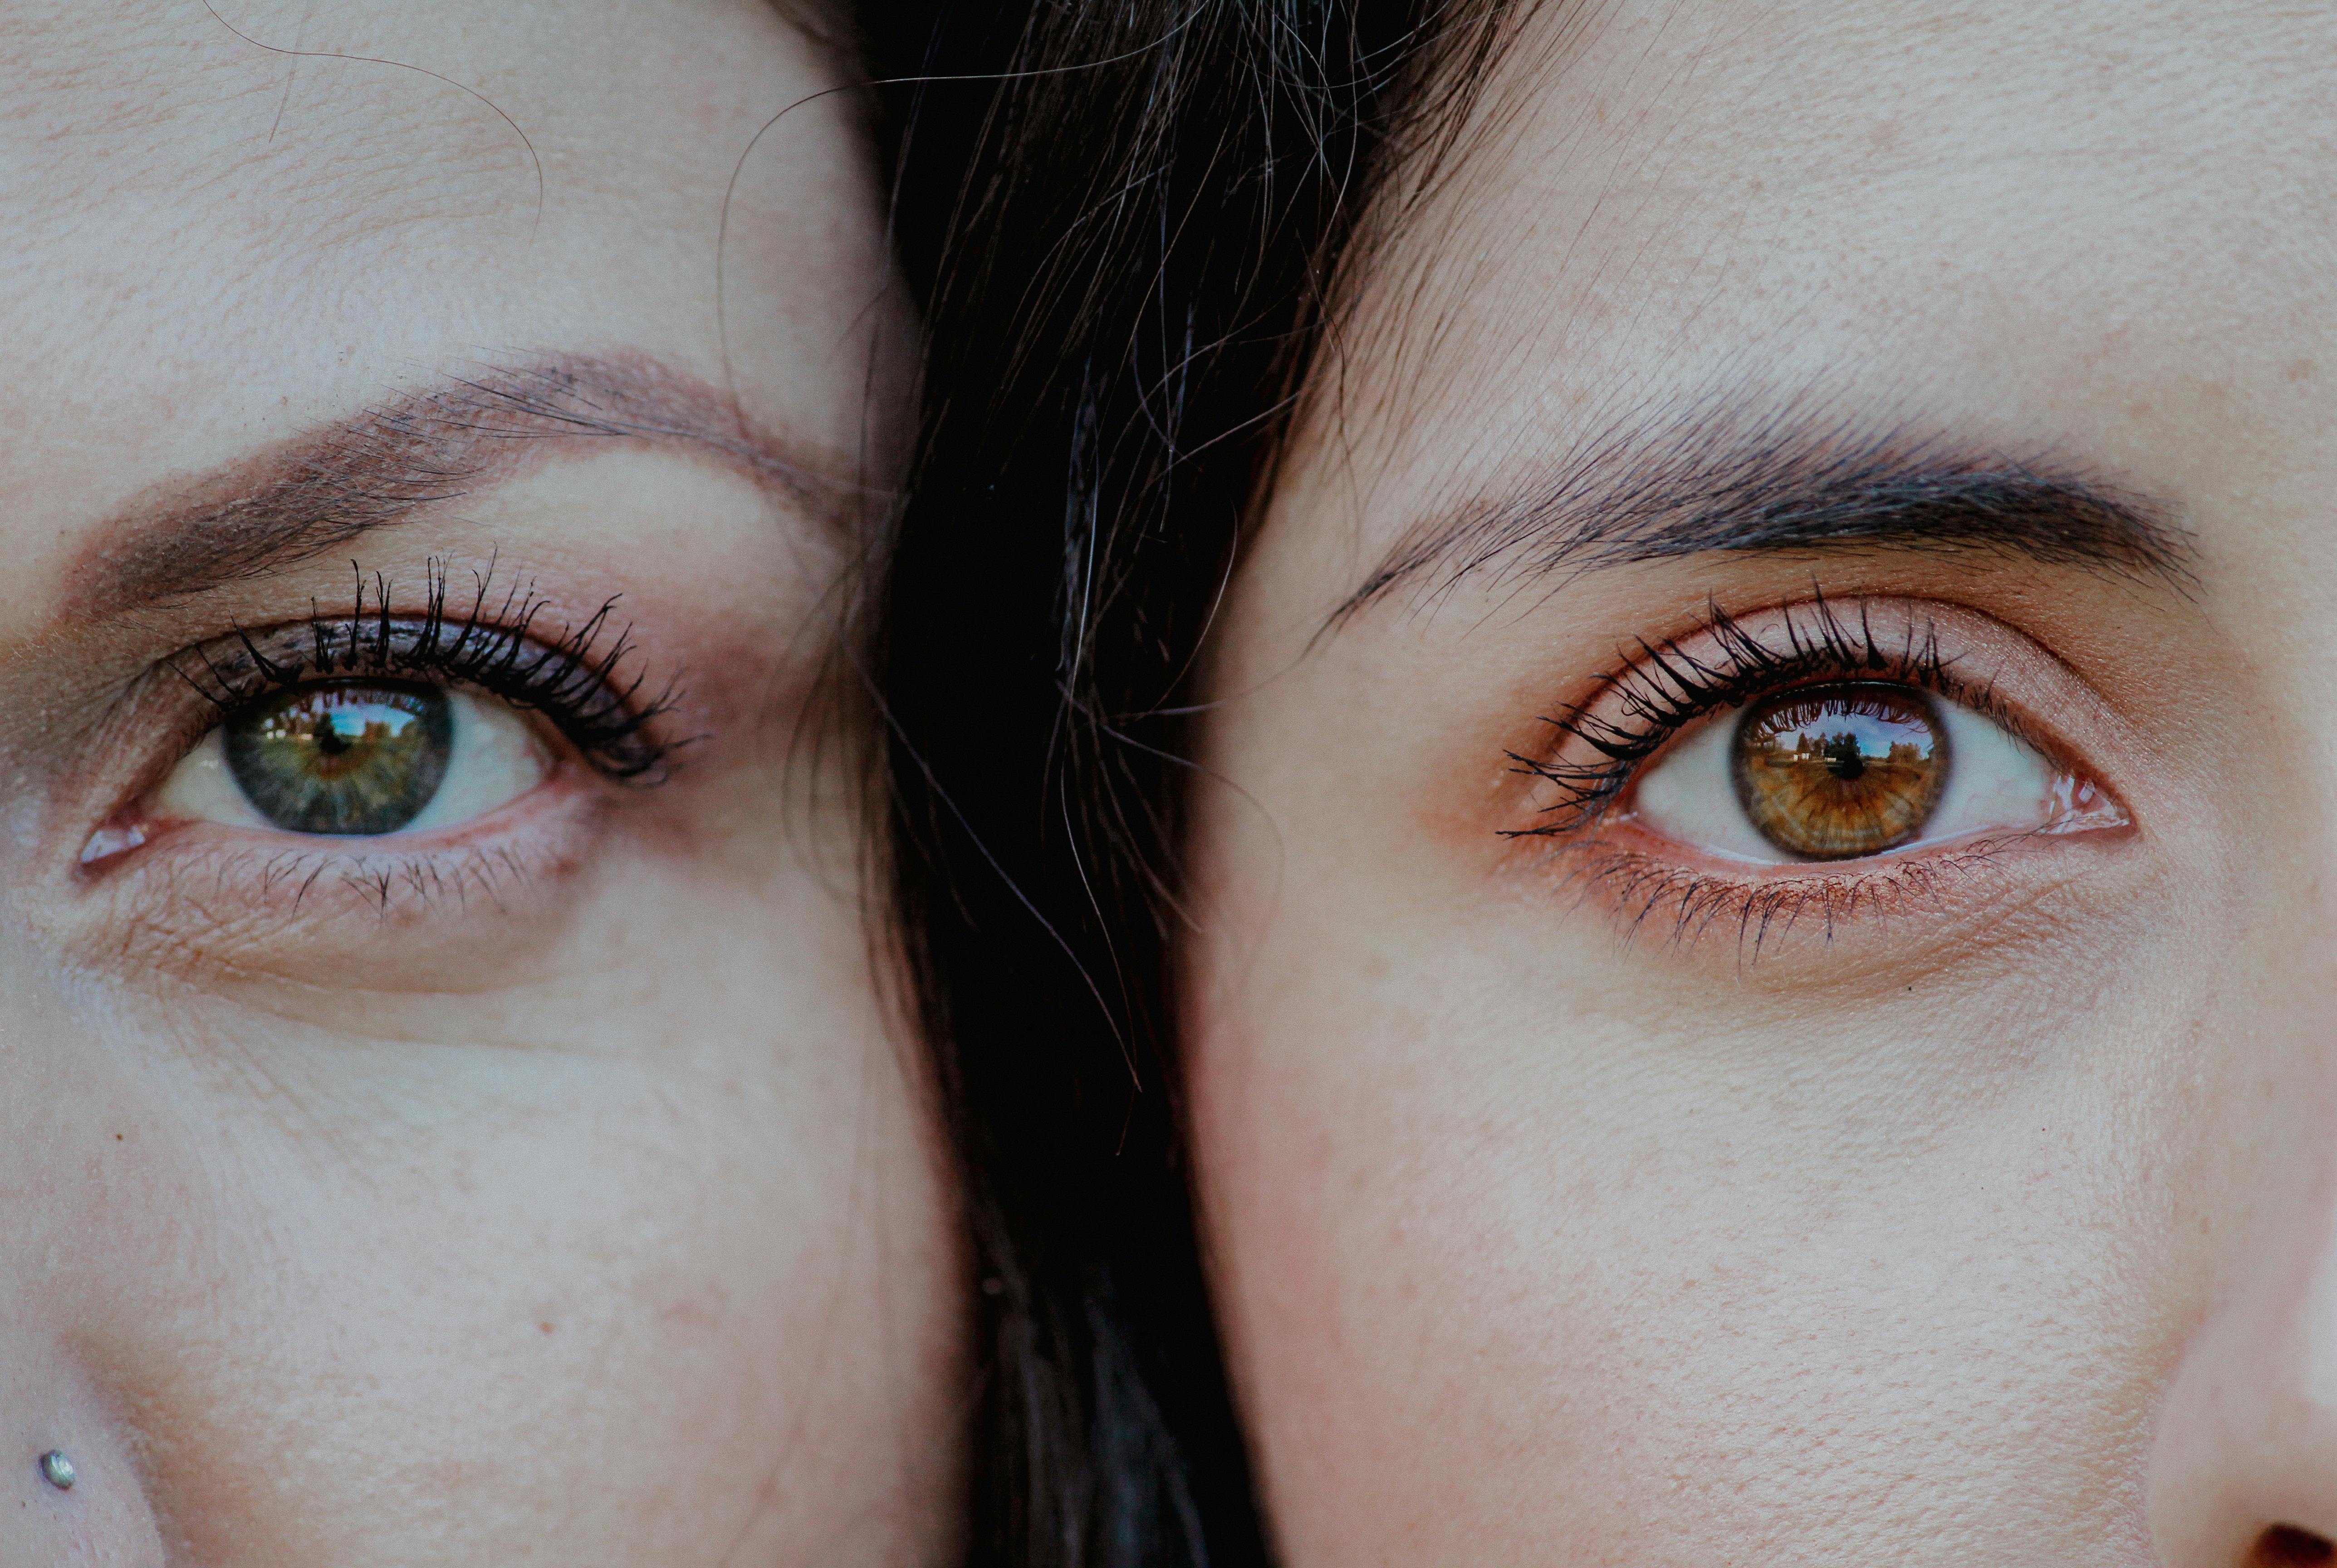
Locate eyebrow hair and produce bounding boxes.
[1333,400,2195,622]
[69,352,859,611]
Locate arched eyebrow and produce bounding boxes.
[1331,402,2194,625]
[68,353,857,612]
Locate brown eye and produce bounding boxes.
[1729,684,1950,859]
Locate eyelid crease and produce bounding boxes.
[165,557,681,784]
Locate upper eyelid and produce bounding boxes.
[162,561,679,784]
[1506,598,2067,838]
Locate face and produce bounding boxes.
[1185,3,2337,1563]
[0,5,958,1565]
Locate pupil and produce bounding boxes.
[1729,684,1950,860]
[223,681,453,835]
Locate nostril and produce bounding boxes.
[2254,1526,2337,1565]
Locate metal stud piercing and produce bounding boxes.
[38,1450,75,1490]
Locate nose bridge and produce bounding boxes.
[2148,1004,2337,1565]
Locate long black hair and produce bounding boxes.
[866,4,1525,1564]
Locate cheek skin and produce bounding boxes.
[0,831,963,1566]
[1176,0,2337,1554]
[1186,797,2202,1564]
[1179,552,2242,1564]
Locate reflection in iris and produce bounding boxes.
[224,682,454,835]
[1729,685,1950,858]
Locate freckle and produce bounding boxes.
[2289,358,2316,382]
[539,1322,554,1335]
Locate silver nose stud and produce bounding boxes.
[38,1450,75,1490]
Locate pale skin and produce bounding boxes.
[1186,2,2337,1564]
[0,5,957,1565]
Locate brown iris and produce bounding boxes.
[1729,684,1950,859]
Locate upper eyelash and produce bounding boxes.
[1506,593,1992,838]
[167,559,679,782]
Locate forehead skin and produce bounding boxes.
[1190,3,2337,1566]
[1287,0,2331,580]
[0,5,955,1566]
[0,0,900,606]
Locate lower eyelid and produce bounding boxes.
[56,780,614,994]
[1542,831,2045,960]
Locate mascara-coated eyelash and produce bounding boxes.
[1506,593,1992,838]
[169,561,678,783]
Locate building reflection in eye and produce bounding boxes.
[1731,686,1948,858]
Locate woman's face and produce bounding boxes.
[1,5,957,1563]
[1187,3,2337,1563]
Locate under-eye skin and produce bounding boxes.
[1507,596,2129,917]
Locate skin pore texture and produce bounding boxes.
[1183,3,2337,1565]
[0,5,958,1565]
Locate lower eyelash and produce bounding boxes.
[1506,593,1985,837]
[130,833,567,936]
[255,843,536,914]
[167,559,680,782]
[1548,832,2029,956]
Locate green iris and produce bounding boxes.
[223,682,453,835]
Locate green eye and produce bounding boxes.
[224,683,454,835]
[153,676,551,843]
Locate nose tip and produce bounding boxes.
[2146,1135,2337,1568]
[2145,1240,2337,1566]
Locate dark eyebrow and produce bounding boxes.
[1334,401,2194,622]
[69,352,858,611]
